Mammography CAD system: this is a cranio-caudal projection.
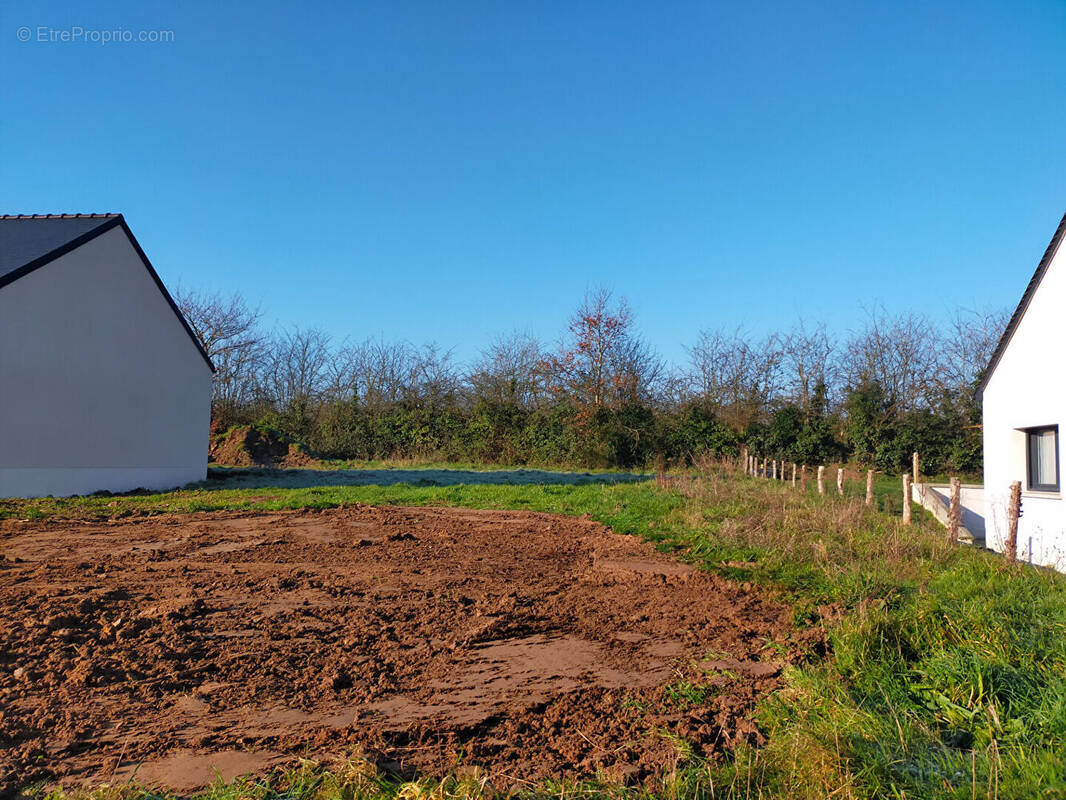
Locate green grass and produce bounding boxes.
[37,758,506,800]
[664,681,713,709]
[17,466,1066,799]
[0,480,665,523]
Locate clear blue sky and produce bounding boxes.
[3,1,1064,366]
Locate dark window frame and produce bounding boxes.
[1026,425,1060,493]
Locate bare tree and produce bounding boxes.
[407,343,460,408]
[174,287,265,425]
[841,308,940,413]
[779,321,835,415]
[335,338,417,409]
[939,307,1010,394]
[657,367,694,410]
[469,332,546,408]
[329,338,461,410]
[687,328,782,428]
[262,328,332,429]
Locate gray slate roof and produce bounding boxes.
[0,214,121,282]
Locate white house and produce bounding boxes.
[981,211,1066,569]
[0,214,213,498]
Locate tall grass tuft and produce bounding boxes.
[666,472,1066,799]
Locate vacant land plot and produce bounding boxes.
[0,504,806,794]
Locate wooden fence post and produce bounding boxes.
[865,470,874,507]
[1006,481,1021,563]
[801,465,808,493]
[948,477,961,544]
[912,451,919,484]
[837,467,845,496]
[817,466,825,495]
[791,462,797,487]
[902,474,912,525]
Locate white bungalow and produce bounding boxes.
[981,211,1066,569]
[0,214,213,498]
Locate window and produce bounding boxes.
[1026,426,1059,492]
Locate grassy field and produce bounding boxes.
[13,466,1066,800]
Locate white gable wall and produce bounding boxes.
[0,226,211,497]
[983,236,1066,569]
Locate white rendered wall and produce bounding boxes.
[983,236,1066,570]
[0,226,211,497]
[922,485,986,539]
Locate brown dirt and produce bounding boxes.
[209,425,318,468]
[0,505,811,795]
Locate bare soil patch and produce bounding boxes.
[0,505,808,794]
[209,425,318,468]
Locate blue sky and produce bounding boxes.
[3,1,1064,366]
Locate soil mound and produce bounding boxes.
[0,506,819,794]
[209,425,318,467]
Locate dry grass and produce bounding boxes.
[672,465,953,595]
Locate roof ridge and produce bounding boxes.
[0,213,121,220]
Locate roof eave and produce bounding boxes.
[0,214,216,374]
[115,218,217,374]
